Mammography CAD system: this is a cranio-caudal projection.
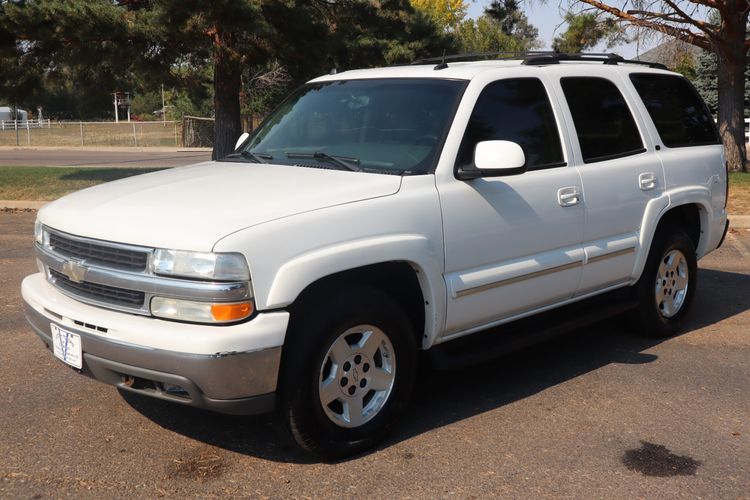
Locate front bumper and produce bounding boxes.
[22,274,289,415]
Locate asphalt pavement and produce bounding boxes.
[1,211,749,498]
[0,147,212,168]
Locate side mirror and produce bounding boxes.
[234,132,250,151]
[457,140,527,180]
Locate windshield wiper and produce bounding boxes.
[286,151,362,172]
[223,151,273,163]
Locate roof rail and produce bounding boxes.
[411,51,668,70]
[522,52,668,70]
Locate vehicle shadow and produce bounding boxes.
[120,267,750,463]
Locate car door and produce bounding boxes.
[437,76,585,338]
[552,72,665,294]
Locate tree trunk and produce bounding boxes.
[211,29,243,160]
[715,25,748,173]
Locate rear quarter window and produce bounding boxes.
[630,73,721,148]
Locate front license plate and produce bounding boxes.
[51,324,83,369]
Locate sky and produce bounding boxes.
[466,0,658,58]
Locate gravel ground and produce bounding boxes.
[1,210,749,498]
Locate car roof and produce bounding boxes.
[309,60,678,83]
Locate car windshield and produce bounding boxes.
[239,78,467,175]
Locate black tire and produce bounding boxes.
[278,286,417,459]
[632,226,697,337]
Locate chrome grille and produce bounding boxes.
[49,231,149,272]
[50,268,145,308]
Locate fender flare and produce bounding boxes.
[265,234,446,349]
[632,186,712,280]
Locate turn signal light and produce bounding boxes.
[151,297,254,323]
[211,302,254,322]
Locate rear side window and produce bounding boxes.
[456,78,565,170]
[630,73,721,147]
[560,77,645,163]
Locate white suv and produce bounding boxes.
[22,53,729,458]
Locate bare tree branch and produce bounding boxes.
[577,0,712,49]
[661,0,719,37]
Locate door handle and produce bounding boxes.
[557,187,580,207]
[639,172,657,191]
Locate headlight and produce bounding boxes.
[151,249,250,281]
[150,297,254,323]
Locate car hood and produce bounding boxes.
[38,161,403,251]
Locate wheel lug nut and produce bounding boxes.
[348,386,356,395]
[340,377,348,387]
[363,363,370,372]
[359,379,367,388]
[354,355,362,364]
[343,362,351,372]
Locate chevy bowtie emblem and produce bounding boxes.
[62,260,87,283]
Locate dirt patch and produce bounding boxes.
[1,207,36,213]
[167,446,227,483]
[622,441,701,477]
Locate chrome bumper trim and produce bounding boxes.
[24,301,281,409]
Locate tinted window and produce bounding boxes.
[630,73,721,147]
[456,78,564,170]
[560,77,644,163]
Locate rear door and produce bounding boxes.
[552,72,665,294]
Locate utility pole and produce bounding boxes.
[113,92,119,123]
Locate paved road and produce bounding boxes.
[0,148,211,168]
[1,211,749,498]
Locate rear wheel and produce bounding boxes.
[632,228,697,337]
[278,286,416,459]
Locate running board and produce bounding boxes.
[428,289,638,371]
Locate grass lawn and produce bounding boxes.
[728,172,750,215]
[0,166,164,201]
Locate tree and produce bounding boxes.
[0,0,155,119]
[693,48,750,117]
[552,11,629,52]
[2,1,455,156]
[572,0,749,172]
[410,0,468,31]
[486,0,522,35]
[455,13,540,52]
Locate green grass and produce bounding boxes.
[728,172,750,214]
[0,166,165,201]
[729,171,750,186]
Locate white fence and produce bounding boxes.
[0,119,52,131]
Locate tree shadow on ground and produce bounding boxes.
[121,268,750,463]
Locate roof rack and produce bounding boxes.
[411,51,668,71]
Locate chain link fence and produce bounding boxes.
[0,120,207,147]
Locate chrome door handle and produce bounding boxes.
[639,172,657,191]
[557,187,580,207]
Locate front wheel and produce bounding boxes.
[632,228,697,337]
[278,286,416,459]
